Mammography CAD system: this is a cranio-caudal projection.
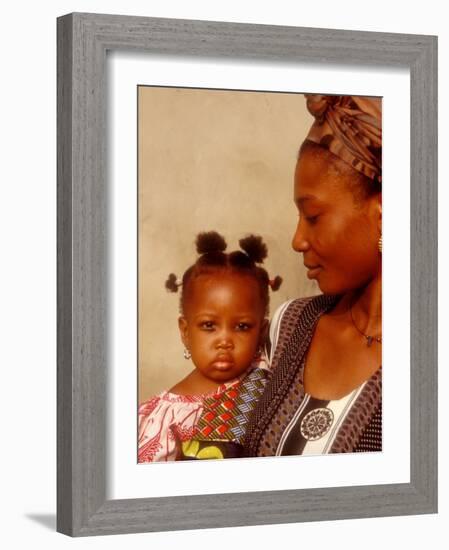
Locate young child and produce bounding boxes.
[138,231,282,462]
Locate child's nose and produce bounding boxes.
[216,331,234,349]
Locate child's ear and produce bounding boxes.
[178,316,189,348]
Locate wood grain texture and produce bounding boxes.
[57,12,438,536]
[409,35,438,507]
[57,13,74,536]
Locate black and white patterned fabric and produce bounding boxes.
[244,296,382,457]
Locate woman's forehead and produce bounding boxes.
[294,153,347,199]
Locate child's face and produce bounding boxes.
[178,273,267,384]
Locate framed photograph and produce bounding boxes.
[57,12,437,536]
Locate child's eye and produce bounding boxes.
[236,322,251,331]
[199,321,215,330]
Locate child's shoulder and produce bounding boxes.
[138,393,163,417]
[168,378,194,396]
[138,390,203,417]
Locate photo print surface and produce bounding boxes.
[137,87,382,463]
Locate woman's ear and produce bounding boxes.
[178,316,189,348]
[369,192,382,234]
[377,194,382,233]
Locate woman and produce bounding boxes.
[244,94,382,456]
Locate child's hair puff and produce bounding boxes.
[239,235,267,264]
[196,231,227,255]
[165,273,180,293]
[165,230,282,315]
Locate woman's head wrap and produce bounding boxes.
[304,94,382,183]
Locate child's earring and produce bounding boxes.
[183,348,191,360]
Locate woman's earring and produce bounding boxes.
[183,348,191,360]
[378,234,382,253]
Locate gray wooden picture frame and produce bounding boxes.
[57,12,438,537]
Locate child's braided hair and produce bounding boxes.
[165,231,282,315]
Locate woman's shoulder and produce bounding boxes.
[271,294,335,330]
[267,294,338,364]
[282,293,337,311]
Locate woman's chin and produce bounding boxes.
[315,277,342,296]
[313,276,328,294]
[317,286,336,295]
[317,280,364,296]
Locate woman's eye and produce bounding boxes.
[298,212,319,225]
[305,215,319,225]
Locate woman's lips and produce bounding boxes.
[305,265,322,279]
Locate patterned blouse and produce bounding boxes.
[138,390,205,463]
[243,296,382,457]
[138,360,269,463]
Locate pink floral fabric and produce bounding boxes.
[138,382,238,463]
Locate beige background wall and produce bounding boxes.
[138,86,319,402]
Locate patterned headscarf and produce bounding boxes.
[304,94,382,183]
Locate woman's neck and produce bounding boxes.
[332,274,382,335]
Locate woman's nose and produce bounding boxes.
[292,218,310,253]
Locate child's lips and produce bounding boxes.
[212,356,234,370]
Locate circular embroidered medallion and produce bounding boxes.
[300,408,334,441]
